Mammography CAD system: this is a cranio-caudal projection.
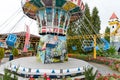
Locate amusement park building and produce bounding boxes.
[0,31,40,50]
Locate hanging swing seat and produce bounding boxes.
[6,34,17,47]
[83,46,93,52]
[81,40,93,52]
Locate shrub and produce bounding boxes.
[3,69,18,80]
[106,46,117,56]
[12,48,18,57]
[97,46,117,57]
[0,48,5,61]
[84,67,98,80]
[96,73,120,80]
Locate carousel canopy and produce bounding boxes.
[22,0,85,35]
[22,0,85,22]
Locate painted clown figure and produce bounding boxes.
[37,35,67,63]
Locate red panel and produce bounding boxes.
[53,28,58,33]
[42,27,46,33]
[46,27,53,33]
[59,29,63,34]
[80,2,85,10]
[77,0,81,6]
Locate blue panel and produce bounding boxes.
[40,52,45,63]
[96,46,99,50]
[46,8,52,26]
[72,46,77,50]
[36,69,40,73]
[95,38,110,51]
[23,68,25,71]
[67,69,69,73]
[101,38,110,50]
[14,66,16,69]
[78,68,80,71]
[83,46,93,52]
[51,70,55,73]
[0,42,4,47]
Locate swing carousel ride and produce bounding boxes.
[0,0,100,79]
[22,0,87,63]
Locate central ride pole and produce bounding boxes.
[93,35,96,59]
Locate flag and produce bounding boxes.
[23,25,30,52]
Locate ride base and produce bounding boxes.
[0,57,97,79]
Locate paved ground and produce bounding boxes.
[0,58,9,65]
[0,57,120,76]
[89,62,120,75]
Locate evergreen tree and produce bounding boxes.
[83,3,92,35]
[67,4,101,54]
[91,7,101,34]
[104,26,110,42]
[67,23,82,53]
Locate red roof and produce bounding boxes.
[110,12,118,20]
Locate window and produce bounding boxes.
[112,26,114,28]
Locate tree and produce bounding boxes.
[67,4,101,54]
[67,22,83,53]
[104,26,110,42]
[91,7,101,34]
[0,48,4,63]
[83,3,92,35]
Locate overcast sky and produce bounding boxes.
[83,0,120,33]
[0,0,120,34]
[0,0,38,35]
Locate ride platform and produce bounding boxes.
[0,57,97,79]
